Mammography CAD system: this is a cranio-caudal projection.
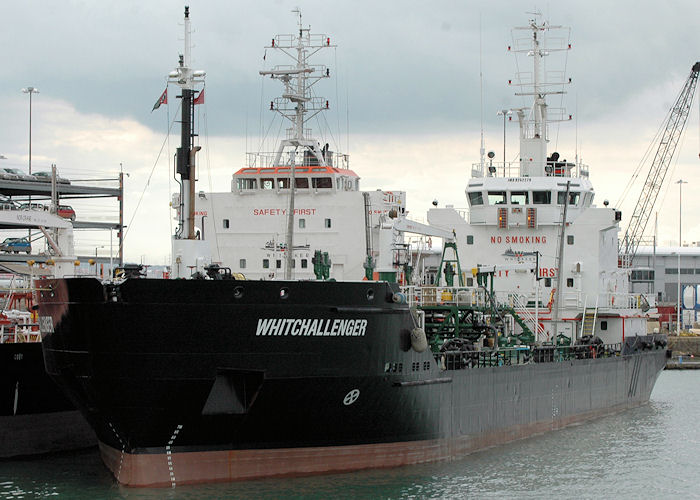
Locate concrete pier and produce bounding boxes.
[666,336,700,369]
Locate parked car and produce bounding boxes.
[1,168,36,181]
[0,195,19,210]
[0,169,19,181]
[33,171,71,184]
[57,205,76,221]
[0,237,31,254]
[19,203,48,211]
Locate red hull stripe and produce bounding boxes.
[101,400,643,488]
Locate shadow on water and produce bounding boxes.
[0,371,697,499]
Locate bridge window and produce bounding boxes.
[510,192,528,205]
[468,192,483,206]
[567,235,574,245]
[325,218,332,228]
[312,177,332,189]
[263,259,269,269]
[236,178,257,190]
[467,235,474,245]
[557,191,580,205]
[631,269,654,281]
[487,191,506,205]
[277,178,290,189]
[533,191,551,204]
[223,219,230,229]
[301,259,308,268]
[239,259,247,269]
[261,178,275,190]
[295,177,309,188]
[276,259,282,269]
[299,218,306,229]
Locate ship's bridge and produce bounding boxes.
[232,151,358,194]
[465,175,595,227]
[232,164,359,194]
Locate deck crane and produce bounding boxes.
[619,62,700,267]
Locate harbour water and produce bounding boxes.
[1,370,697,499]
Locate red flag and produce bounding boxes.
[194,88,205,105]
[151,88,167,112]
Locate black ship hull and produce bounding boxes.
[0,342,95,458]
[38,278,667,487]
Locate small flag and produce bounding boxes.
[194,88,205,105]
[152,88,167,112]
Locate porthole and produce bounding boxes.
[233,286,244,299]
[366,289,375,301]
[280,287,289,299]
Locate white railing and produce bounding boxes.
[471,160,589,179]
[401,286,489,308]
[471,162,521,178]
[509,293,545,337]
[0,310,39,343]
[559,291,649,311]
[400,286,651,319]
[246,151,350,170]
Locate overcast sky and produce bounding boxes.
[2,0,700,263]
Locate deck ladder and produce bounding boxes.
[581,295,599,338]
[510,293,545,340]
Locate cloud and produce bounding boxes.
[5,0,699,135]
[3,0,700,264]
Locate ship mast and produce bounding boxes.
[510,14,571,177]
[168,6,210,280]
[260,9,334,279]
[170,6,206,241]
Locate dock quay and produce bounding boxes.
[666,336,700,369]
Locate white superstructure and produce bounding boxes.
[425,16,650,345]
[193,12,409,282]
[189,13,650,346]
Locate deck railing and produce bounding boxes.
[436,342,624,370]
[471,160,590,179]
[246,151,350,170]
[402,286,490,308]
